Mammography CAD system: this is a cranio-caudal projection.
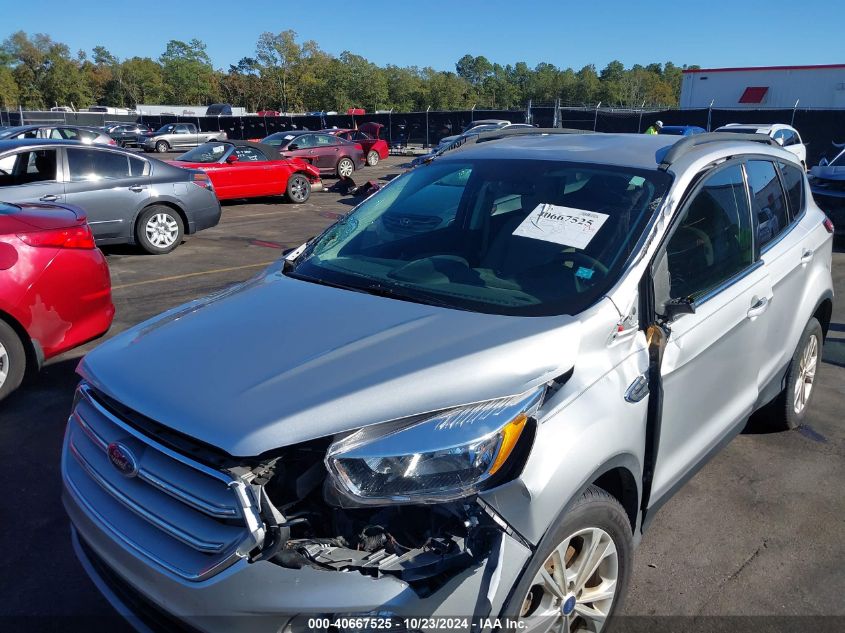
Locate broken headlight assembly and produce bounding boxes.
[325,387,544,505]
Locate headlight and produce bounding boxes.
[325,387,544,504]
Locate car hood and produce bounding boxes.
[810,165,845,182]
[79,268,582,456]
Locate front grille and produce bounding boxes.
[64,383,264,581]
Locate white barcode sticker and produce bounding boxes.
[512,204,609,249]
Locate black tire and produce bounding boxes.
[0,319,26,402]
[502,486,633,628]
[336,157,355,178]
[286,174,311,203]
[772,317,823,430]
[136,205,184,255]
[366,150,380,167]
[155,140,169,153]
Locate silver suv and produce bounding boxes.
[62,130,834,632]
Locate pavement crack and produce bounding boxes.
[694,538,768,615]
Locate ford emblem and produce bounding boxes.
[107,442,139,477]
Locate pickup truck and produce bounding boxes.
[140,123,228,153]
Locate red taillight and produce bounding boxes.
[108,138,117,145]
[823,216,835,234]
[355,143,364,151]
[191,172,213,190]
[18,225,96,249]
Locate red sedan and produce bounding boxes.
[0,201,114,401]
[169,141,323,203]
[323,124,389,166]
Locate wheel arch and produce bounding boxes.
[0,308,39,377]
[813,293,833,339]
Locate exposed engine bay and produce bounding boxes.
[228,439,506,596]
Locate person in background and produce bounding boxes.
[645,120,663,135]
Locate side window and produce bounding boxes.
[174,125,189,134]
[315,134,337,146]
[68,148,130,181]
[657,164,753,305]
[294,135,315,149]
[233,147,266,162]
[0,150,58,186]
[745,160,789,248]
[129,156,148,177]
[778,161,804,219]
[59,128,80,140]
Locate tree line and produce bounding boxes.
[0,30,696,113]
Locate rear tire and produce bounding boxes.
[155,140,169,153]
[337,157,355,178]
[136,205,184,255]
[772,317,823,430]
[366,150,380,166]
[286,174,311,203]
[0,320,26,402]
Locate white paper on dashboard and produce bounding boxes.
[512,203,609,249]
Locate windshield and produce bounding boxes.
[263,132,298,146]
[178,142,231,163]
[289,158,672,316]
[829,151,845,167]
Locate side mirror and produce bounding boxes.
[287,143,300,151]
[226,154,239,163]
[663,296,696,322]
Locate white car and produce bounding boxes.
[716,123,807,167]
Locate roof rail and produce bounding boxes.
[427,127,595,163]
[658,132,778,170]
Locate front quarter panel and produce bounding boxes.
[480,299,648,545]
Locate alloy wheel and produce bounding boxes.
[145,213,179,249]
[367,151,379,166]
[793,333,818,414]
[520,527,619,633]
[338,159,354,177]
[0,341,8,389]
[289,176,309,202]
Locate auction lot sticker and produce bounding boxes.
[513,203,609,249]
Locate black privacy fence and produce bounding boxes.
[4,107,843,165]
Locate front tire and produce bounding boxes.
[337,157,355,178]
[773,317,823,430]
[0,320,26,402]
[155,140,169,153]
[136,205,184,254]
[366,150,380,166]
[286,174,311,203]
[506,486,632,633]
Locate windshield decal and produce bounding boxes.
[512,204,609,249]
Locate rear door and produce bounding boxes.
[649,162,773,504]
[313,133,344,170]
[750,159,812,395]
[0,147,65,204]
[62,147,150,240]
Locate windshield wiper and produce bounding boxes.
[351,282,464,310]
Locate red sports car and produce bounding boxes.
[323,124,389,166]
[169,141,323,203]
[0,201,114,401]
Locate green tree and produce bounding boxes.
[160,39,217,104]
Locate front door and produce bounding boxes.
[62,147,150,240]
[649,162,773,504]
[0,147,65,205]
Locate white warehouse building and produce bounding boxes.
[680,64,845,109]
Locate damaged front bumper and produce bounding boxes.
[66,487,531,633]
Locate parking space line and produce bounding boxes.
[112,262,275,290]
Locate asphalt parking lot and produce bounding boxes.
[0,154,843,629]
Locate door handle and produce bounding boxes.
[800,249,814,265]
[746,296,770,319]
[128,185,144,192]
[39,194,59,202]
[624,374,650,403]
